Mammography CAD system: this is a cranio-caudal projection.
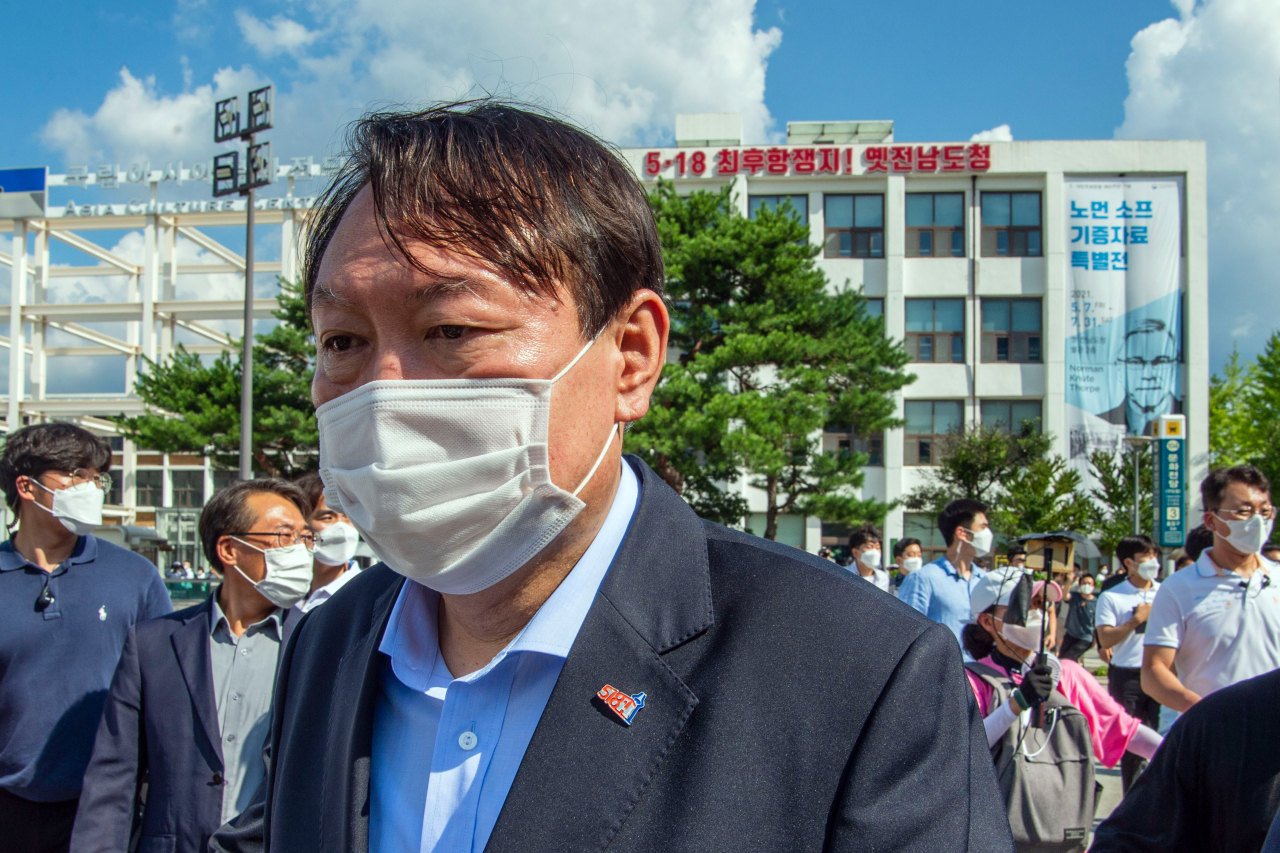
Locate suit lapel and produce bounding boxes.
[484,458,714,851]
[171,596,222,764]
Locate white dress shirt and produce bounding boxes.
[370,461,639,853]
[296,562,360,613]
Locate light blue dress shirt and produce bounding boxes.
[896,556,987,643]
[370,461,640,853]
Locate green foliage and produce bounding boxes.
[905,423,1094,543]
[1208,347,1255,468]
[626,181,912,537]
[1088,446,1154,558]
[116,279,317,478]
[904,424,1051,518]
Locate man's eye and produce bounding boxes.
[437,325,466,340]
[324,335,354,352]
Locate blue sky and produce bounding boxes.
[0,0,1276,379]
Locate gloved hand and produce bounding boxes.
[1019,655,1056,709]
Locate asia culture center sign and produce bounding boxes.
[1064,178,1183,473]
[638,143,994,178]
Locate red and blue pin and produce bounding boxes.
[597,684,646,726]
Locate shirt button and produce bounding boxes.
[227,733,237,743]
[212,773,223,785]
[458,731,478,751]
[231,693,241,702]
[240,648,250,656]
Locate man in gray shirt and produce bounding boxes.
[71,479,314,853]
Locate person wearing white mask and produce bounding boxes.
[72,479,313,853]
[847,524,890,592]
[0,423,171,853]
[1095,534,1163,793]
[898,499,992,645]
[294,472,362,613]
[210,102,1013,853]
[961,568,1162,841]
[1143,465,1280,715]
[890,537,923,596]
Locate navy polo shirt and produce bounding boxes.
[0,535,171,802]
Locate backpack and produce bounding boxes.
[965,661,1098,853]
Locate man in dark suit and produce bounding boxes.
[212,101,1012,853]
[70,480,313,853]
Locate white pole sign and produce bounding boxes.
[1064,178,1183,480]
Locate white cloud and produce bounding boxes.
[42,0,783,171]
[236,11,319,57]
[970,124,1013,142]
[41,65,269,167]
[1116,0,1280,369]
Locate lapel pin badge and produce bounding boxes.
[597,684,646,726]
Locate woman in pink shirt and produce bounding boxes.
[960,569,1162,769]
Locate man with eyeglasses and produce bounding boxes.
[0,423,171,853]
[1141,465,1280,716]
[71,479,312,853]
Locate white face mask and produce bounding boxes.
[859,549,882,570]
[1079,583,1095,595]
[963,526,994,558]
[901,556,923,574]
[312,521,360,567]
[317,337,618,595]
[33,480,105,536]
[1137,558,1161,581]
[231,538,314,609]
[1214,513,1275,555]
[999,613,1044,652]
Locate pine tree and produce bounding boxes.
[116,279,318,478]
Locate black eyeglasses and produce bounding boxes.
[35,575,54,611]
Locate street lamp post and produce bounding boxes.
[1122,435,1157,535]
[213,87,273,480]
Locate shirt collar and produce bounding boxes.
[0,535,96,572]
[935,555,984,581]
[1196,547,1275,579]
[210,586,283,639]
[379,460,641,692]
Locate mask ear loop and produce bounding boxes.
[572,423,621,497]
[551,334,603,384]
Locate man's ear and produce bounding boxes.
[216,536,240,574]
[612,288,669,424]
[14,475,39,503]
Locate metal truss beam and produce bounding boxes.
[176,226,244,269]
[47,229,140,275]
[45,321,139,355]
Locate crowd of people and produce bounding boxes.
[823,466,1280,851]
[0,102,1278,853]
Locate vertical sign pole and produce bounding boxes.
[1132,447,1140,535]
[8,222,26,433]
[240,132,255,481]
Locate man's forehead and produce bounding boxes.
[1221,482,1271,504]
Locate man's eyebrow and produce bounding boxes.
[309,276,489,310]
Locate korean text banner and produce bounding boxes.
[1064,178,1182,474]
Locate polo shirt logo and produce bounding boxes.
[98,606,107,621]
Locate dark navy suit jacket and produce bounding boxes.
[213,458,1013,852]
[70,595,295,853]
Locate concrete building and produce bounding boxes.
[619,115,1208,560]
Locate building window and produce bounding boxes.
[981,298,1042,363]
[171,470,205,508]
[906,192,965,258]
[865,298,884,319]
[981,399,1043,434]
[903,513,948,563]
[904,400,964,465]
[826,424,885,467]
[824,194,884,259]
[136,469,163,507]
[981,192,1042,257]
[107,478,122,507]
[749,194,809,225]
[905,298,965,363]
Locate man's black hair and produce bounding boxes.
[937,499,988,547]
[1117,534,1159,566]
[1184,525,1215,562]
[199,479,312,574]
[1201,465,1271,513]
[0,422,112,513]
[848,523,882,551]
[893,537,922,559]
[1006,544,1028,559]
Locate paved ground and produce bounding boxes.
[1073,642,1125,831]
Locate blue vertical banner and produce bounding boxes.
[1064,178,1183,488]
[1153,415,1186,548]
